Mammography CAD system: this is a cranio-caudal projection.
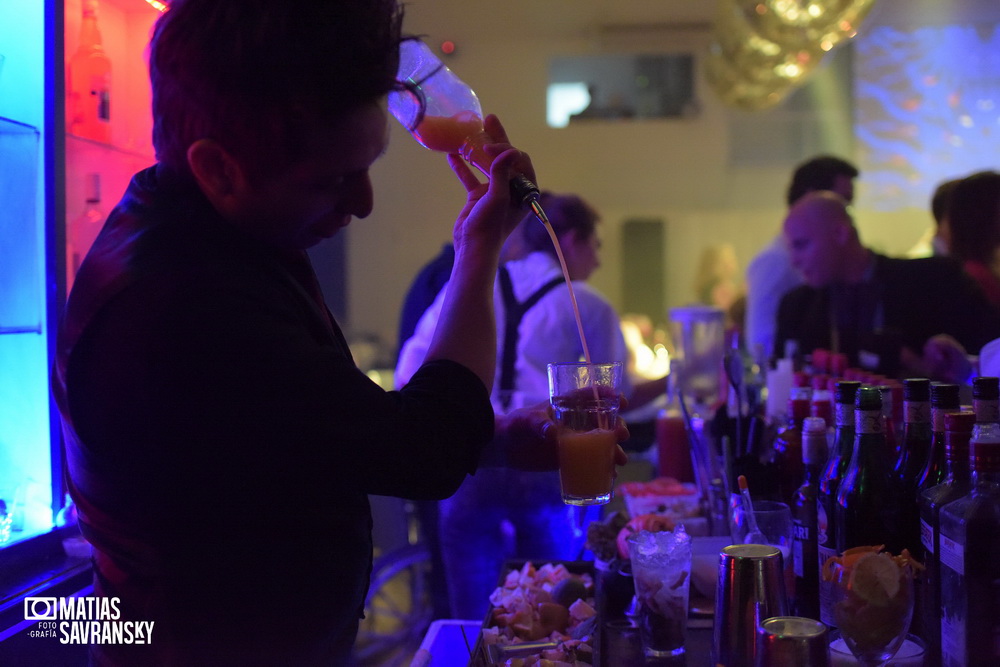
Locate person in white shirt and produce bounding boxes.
[397,192,659,618]
[745,155,859,360]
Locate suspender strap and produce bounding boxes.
[498,265,566,409]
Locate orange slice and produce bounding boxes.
[849,553,900,606]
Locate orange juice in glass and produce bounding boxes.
[548,362,622,505]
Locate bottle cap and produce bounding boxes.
[834,380,860,405]
[802,417,827,465]
[973,376,1000,401]
[903,378,930,402]
[944,411,975,433]
[803,416,826,435]
[811,374,829,391]
[930,382,960,409]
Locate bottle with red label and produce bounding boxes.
[834,385,903,555]
[773,372,811,505]
[916,383,961,497]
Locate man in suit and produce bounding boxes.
[774,191,1000,377]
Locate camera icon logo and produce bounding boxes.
[24,597,58,621]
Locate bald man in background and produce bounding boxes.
[773,191,1000,378]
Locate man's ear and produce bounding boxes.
[186,139,247,216]
[833,218,854,246]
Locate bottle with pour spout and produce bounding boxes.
[389,39,540,211]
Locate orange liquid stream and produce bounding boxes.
[415,112,604,426]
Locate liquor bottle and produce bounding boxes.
[66,173,105,294]
[655,372,695,483]
[973,376,1000,425]
[816,379,859,627]
[67,0,112,143]
[938,420,1000,666]
[916,383,961,496]
[809,374,833,428]
[791,416,827,620]
[835,385,903,554]
[894,378,933,556]
[917,410,974,667]
[773,375,811,505]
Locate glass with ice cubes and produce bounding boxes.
[626,526,693,658]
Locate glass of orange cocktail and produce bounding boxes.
[548,362,622,506]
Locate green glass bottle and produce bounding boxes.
[834,385,903,554]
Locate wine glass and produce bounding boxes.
[828,556,915,666]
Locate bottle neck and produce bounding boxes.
[903,400,930,426]
[79,13,104,51]
[943,432,972,481]
[835,402,854,430]
[932,404,959,433]
[460,130,494,175]
[854,407,883,436]
[802,433,827,469]
[788,398,810,426]
[974,398,1000,425]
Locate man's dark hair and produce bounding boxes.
[522,193,600,255]
[786,155,859,206]
[948,170,1000,265]
[930,178,961,226]
[149,0,403,182]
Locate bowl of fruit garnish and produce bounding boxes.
[822,545,924,667]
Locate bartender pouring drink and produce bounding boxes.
[51,1,627,665]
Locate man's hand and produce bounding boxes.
[900,334,975,384]
[488,399,630,472]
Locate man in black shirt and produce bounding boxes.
[775,191,1000,377]
[51,1,625,665]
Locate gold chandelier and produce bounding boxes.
[706,0,878,110]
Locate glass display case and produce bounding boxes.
[0,0,159,551]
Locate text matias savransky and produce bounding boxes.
[24,596,155,645]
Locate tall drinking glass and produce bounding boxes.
[547,362,622,506]
[627,527,693,659]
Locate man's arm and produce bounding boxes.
[423,115,536,390]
